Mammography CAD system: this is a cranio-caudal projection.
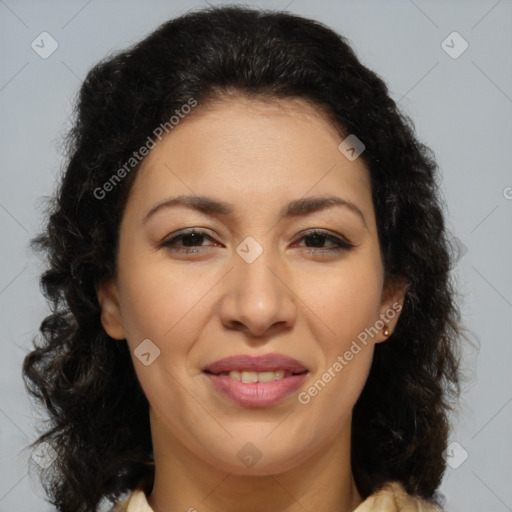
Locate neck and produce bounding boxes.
[146,409,363,512]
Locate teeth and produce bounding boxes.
[241,371,258,383]
[225,370,290,382]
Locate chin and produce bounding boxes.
[198,435,315,476]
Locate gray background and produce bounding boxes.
[1,0,511,510]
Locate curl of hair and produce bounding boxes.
[23,6,472,511]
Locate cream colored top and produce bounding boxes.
[111,480,443,512]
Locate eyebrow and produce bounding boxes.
[143,194,368,229]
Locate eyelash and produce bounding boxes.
[157,228,355,255]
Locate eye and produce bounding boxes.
[292,229,355,253]
[157,228,355,255]
[158,229,218,254]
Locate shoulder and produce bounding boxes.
[353,481,444,512]
[111,488,153,512]
[111,480,443,512]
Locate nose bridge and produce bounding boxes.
[219,234,296,335]
[234,235,282,308]
[236,236,277,293]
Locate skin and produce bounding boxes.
[97,95,406,512]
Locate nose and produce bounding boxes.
[218,243,297,338]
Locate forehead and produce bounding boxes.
[125,95,373,220]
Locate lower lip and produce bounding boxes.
[204,372,309,407]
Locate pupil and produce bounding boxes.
[183,233,202,246]
[307,234,323,247]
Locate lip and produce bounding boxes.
[203,353,309,374]
[205,372,309,407]
[203,353,309,407]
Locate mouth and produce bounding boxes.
[202,353,310,407]
[204,369,308,382]
[203,353,309,375]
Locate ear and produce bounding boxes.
[96,278,126,340]
[374,276,408,344]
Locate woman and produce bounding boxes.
[22,5,467,512]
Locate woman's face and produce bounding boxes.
[98,96,405,475]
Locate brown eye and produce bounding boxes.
[293,229,355,253]
[158,229,219,253]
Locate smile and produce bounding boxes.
[218,369,294,382]
[202,353,310,407]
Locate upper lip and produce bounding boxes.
[203,353,309,374]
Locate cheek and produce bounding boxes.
[301,350,374,435]
[116,254,221,403]
[117,249,215,348]
[289,259,381,423]
[302,259,383,346]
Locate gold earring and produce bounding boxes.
[383,325,392,337]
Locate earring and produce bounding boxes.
[383,325,392,337]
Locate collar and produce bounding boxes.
[113,480,443,512]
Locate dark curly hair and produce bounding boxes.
[22,5,472,512]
